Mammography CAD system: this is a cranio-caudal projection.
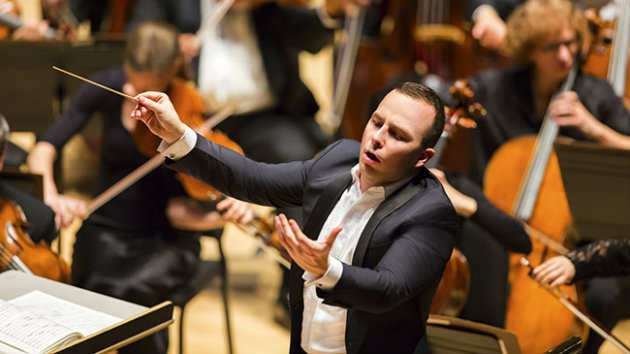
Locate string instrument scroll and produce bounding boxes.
[427,79,485,317]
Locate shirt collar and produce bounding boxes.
[350,164,415,199]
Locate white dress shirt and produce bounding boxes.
[300,166,411,354]
[198,0,276,114]
[158,129,411,354]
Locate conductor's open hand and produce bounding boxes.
[132,92,187,144]
[275,213,342,278]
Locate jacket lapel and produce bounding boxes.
[352,175,425,267]
[302,172,353,241]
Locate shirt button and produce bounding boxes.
[169,153,175,158]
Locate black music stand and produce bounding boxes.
[554,138,630,242]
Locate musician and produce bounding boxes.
[0,0,77,40]
[26,21,252,354]
[533,237,630,287]
[126,0,364,165]
[468,0,523,50]
[466,0,630,185]
[0,114,56,245]
[131,82,458,354]
[465,1,630,352]
[533,238,630,353]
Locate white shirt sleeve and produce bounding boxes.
[302,257,344,290]
[157,126,197,160]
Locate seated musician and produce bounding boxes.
[467,0,630,185]
[533,237,630,352]
[26,21,252,354]
[464,1,630,352]
[467,0,524,50]
[0,114,56,245]
[533,237,630,287]
[0,0,78,40]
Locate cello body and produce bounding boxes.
[484,135,584,354]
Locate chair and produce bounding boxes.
[426,315,522,354]
[169,229,233,354]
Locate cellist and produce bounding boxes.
[461,1,629,353]
[467,0,629,185]
[26,21,253,354]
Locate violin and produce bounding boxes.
[0,0,77,40]
[132,78,244,201]
[0,196,70,282]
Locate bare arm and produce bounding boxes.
[27,141,86,228]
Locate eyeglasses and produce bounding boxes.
[538,39,579,53]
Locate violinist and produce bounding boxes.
[0,114,56,246]
[128,0,367,324]
[127,0,366,165]
[26,21,253,354]
[0,0,78,40]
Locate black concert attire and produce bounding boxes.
[467,66,630,185]
[443,170,531,327]
[39,68,201,354]
[0,182,56,245]
[566,238,630,282]
[467,66,630,353]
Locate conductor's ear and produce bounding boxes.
[415,148,435,168]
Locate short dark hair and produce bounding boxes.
[394,82,445,150]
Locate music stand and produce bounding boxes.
[554,138,630,242]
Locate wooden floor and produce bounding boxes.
[167,225,291,354]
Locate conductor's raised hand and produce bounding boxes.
[275,213,342,278]
[132,92,187,144]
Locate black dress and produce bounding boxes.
[41,68,201,354]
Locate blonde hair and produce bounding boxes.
[125,21,181,72]
[505,0,590,63]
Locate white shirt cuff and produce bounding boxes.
[302,257,343,290]
[316,6,342,29]
[157,126,197,160]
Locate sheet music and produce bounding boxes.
[0,299,79,354]
[9,291,122,337]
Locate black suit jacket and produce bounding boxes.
[168,138,458,354]
[128,0,334,118]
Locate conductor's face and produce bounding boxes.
[359,90,435,192]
